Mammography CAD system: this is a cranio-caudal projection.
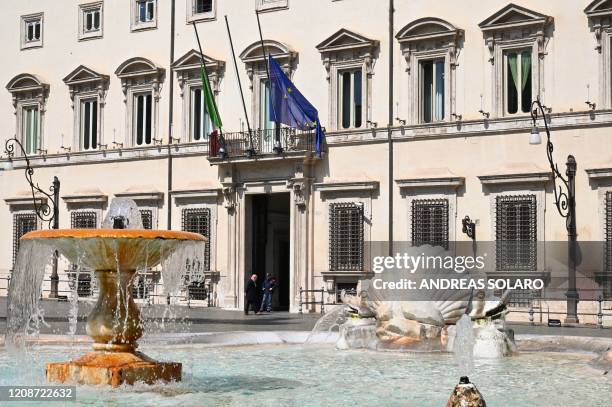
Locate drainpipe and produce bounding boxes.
[167,0,176,229]
[388,0,394,255]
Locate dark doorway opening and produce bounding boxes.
[248,193,290,311]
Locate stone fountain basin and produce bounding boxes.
[21,229,206,271]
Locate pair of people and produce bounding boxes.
[244,273,278,315]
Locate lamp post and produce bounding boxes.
[529,99,579,324]
[4,137,61,298]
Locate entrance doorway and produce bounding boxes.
[247,193,290,310]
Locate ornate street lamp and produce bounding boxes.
[529,100,579,324]
[4,137,61,298]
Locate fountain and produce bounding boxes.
[7,198,206,387]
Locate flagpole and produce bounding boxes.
[255,10,281,149]
[192,22,221,134]
[225,15,255,155]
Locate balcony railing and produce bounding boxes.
[209,127,315,159]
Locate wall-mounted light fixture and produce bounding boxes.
[462,216,476,240]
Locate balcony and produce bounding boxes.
[207,127,316,164]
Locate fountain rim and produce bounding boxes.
[20,228,207,241]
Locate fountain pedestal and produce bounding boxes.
[45,269,182,387]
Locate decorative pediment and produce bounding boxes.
[172,49,225,72]
[6,73,49,111]
[585,1,612,53]
[239,40,296,65]
[316,28,379,55]
[63,65,109,86]
[585,0,612,17]
[6,73,48,94]
[115,57,165,79]
[173,50,225,96]
[396,17,461,44]
[115,57,165,101]
[479,3,552,33]
[63,65,109,106]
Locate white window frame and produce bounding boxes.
[132,91,154,146]
[80,98,99,151]
[20,104,40,156]
[21,13,43,50]
[187,0,216,23]
[479,4,551,118]
[131,0,157,31]
[189,85,212,141]
[502,48,533,116]
[317,29,377,131]
[419,58,446,123]
[256,0,288,13]
[337,68,364,130]
[79,2,103,41]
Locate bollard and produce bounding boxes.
[321,287,325,314]
[597,296,604,329]
[528,300,535,326]
[298,286,303,314]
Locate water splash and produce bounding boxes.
[101,197,143,229]
[6,240,54,345]
[453,314,475,376]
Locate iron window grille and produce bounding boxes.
[181,208,211,272]
[495,195,537,271]
[13,212,37,266]
[508,289,540,308]
[329,202,364,271]
[411,198,449,249]
[69,211,97,296]
[604,191,612,298]
[71,211,97,229]
[140,209,154,230]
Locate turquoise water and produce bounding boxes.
[0,343,610,406]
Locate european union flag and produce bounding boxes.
[268,55,324,156]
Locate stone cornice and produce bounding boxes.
[170,188,220,201]
[114,190,164,202]
[313,181,379,194]
[325,109,612,146]
[396,177,464,189]
[478,172,551,185]
[585,167,612,180]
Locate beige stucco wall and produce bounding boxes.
[0,1,611,318]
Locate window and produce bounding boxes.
[138,0,155,22]
[181,208,211,271]
[505,50,532,114]
[191,87,211,141]
[259,79,275,131]
[479,4,550,118]
[195,0,212,13]
[421,60,445,123]
[329,203,364,271]
[13,213,37,265]
[79,2,103,40]
[25,20,41,42]
[411,199,449,249]
[339,70,362,129]
[256,0,289,13]
[133,93,153,146]
[84,9,101,32]
[140,209,153,230]
[131,0,157,31]
[495,195,537,271]
[81,99,98,150]
[71,211,97,229]
[21,13,43,49]
[21,106,39,155]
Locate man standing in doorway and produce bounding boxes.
[245,273,259,315]
[260,273,277,313]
